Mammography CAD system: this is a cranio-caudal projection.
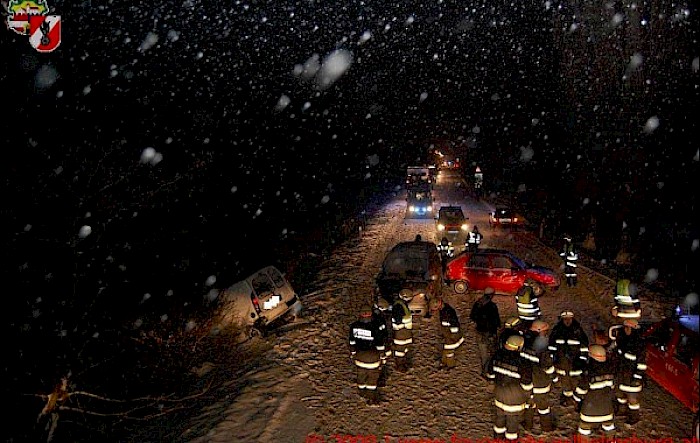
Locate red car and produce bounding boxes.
[445,248,560,295]
[640,314,699,413]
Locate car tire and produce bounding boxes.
[454,280,469,294]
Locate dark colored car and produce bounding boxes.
[445,248,560,295]
[374,240,444,317]
[489,207,521,228]
[405,183,434,219]
[436,205,469,235]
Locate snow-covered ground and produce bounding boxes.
[184,170,695,443]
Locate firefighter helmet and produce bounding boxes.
[589,344,607,362]
[530,320,550,333]
[560,310,575,319]
[359,304,373,318]
[374,297,390,311]
[505,317,521,329]
[505,334,525,351]
[399,289,413,301]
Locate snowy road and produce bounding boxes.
[185,170,695,443]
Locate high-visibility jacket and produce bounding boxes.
[487,348,533,413]
[614,330,647,393]
[574,359,616,423]
[515,285,541,321]
[549,319,589,376]
[614,279,642,319]
[522,332,555,395]
[439,302,464,351]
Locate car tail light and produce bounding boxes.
[251,293,261,314]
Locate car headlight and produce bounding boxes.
[513,217,518,222]
[427,206,433,212]
[409,205,416,211]
[461,224,469,231]
[437,224,445,231]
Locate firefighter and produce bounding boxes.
[391,293,414,372]
[371,297,392,387]
[470,287,501,378]
[348,304,385,404]
[430,297,464,369]
[573,344,617,439]
[549,310,589,407]
[613,318,646,425]
[515,279,541,325]
[466,225,483,252]
[522,320,556,433]
[487,334,533,442]
[612,268,642,320]
[559,234,578,287]
[437,237,454,277]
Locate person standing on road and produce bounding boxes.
[469,287,501,378]
[521,320,557,433]
[437,237,455,277]
[430,297,464,369]
[549,310,589,407]
[612,318,647,425]
[487,334,533,442]
[559,234,579,287]
[612,266,642,320]
[514,279,541,326]
[391,293,414,372]
[348,304,386,404]
[574,345,617,439]
[466,225,483,252]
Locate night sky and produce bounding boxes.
[2,0,698,439]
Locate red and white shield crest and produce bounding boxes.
[28,15,61,53]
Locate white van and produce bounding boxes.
[218,265,302,338]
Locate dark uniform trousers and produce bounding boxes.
[615,348,646,424]
[521,350,556,432]
[440,322,464,368]
[488,353,533,441]
[353,349,382,402]
[575,372,616,437]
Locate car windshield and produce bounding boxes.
[383,255,428,280]
[495,208,513,217]
[440,209,464,220]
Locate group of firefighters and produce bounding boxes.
[347,233,646,440]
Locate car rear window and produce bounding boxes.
[268,268,286,288]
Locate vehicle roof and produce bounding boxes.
[494,207,513,212]
[644,315,700,338]
[439,205,463,211]
[391,240,438,252]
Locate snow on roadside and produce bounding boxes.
[187,173,695,443]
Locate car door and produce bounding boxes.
[489,254,523,294]
[465,253,490,290]
[670,329,700,412]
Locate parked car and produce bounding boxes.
[374,240,444,318]
[436,205,469,235]
[445,248,560,295]
[218,265,302,338]
[612,313,699,414]
[489,207,522,228]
